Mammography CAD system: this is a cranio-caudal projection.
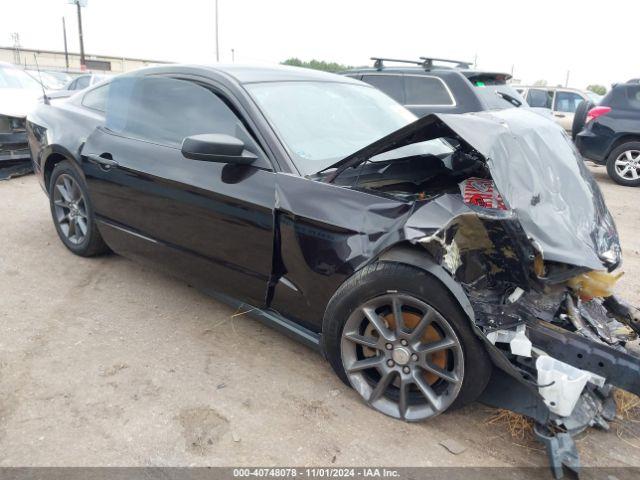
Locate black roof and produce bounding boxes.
[126,63,364,85]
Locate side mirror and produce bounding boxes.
[181,134,257,164]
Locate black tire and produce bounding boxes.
[49,161,109,256]
[571,100,593,140]
[606,141,640,187]
[322,261,492,418]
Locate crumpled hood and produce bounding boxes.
[325,109,620,271]
[0,88,42,118]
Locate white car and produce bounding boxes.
[0,62,43,164]
[513,86,600,132]
[47,73,111,100]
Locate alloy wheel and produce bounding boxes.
[614,150,640,180]
[341,293,464,421]
[53,173,89,245]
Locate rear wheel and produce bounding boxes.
[323,262,492,422]
[49,161,109,256]
[606,142,640,187]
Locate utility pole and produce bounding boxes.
[62,17,70,69]
[231,48,235,62]
[215,0,220,62]
[565,70,570,87]
[10,32,21,65]
[75,0,86,69]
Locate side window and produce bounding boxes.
[554,91,585,113]
[66,78,77,90]
[527,89,553,108]
[361,75,404,103]
[105,76,265,160]
[626,86,640,110]
[74,76,91,90]
[82,84,110,112]
[404,76,454,106]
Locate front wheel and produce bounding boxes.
[322,262,492,422]
[606,142,640,187]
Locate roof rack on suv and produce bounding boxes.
[370,57,424,70]
[370,56,473,71]
[419,57,472,69]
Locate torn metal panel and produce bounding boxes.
[323,109,620,272]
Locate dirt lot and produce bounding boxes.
[0,164,639,469]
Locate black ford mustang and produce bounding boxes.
[27,64,640,476]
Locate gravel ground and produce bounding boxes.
[0,164,639,469]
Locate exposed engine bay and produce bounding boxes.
[314,109,640,478]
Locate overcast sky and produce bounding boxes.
[1,0,635,89]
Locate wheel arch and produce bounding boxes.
[375,243,475,322]
[42,145,83,194]
[605,134,640,160]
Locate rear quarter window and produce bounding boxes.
[82,84,110,112]
[361,74,404,103]
[403,76,454,106]
[626,86,640,110]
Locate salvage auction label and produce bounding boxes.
[233,468,399,478]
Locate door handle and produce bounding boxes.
[87,153,119,169]
[554,113,566,118]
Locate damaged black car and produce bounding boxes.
[26,65,640,478]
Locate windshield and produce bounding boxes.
[246,81,416,174]
[0,65,42,90]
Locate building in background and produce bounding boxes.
[0,46,170,74]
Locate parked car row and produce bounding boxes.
[340,57,640,188]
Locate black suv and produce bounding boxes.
[574,82,640,187]
[343,57,526,117]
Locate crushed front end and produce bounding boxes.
[321,109,640,478]
[0,114,32,180]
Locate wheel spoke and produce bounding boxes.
[56,183,72,203]
[391,296,405,334]
[419,361,460,384]
[398,378,410,419]
[54,199,69,209]
[67,216,76,239]
[344,331,380,350]
[369,370,396,403]
[76,217,88,236]
[362,307,393,341]
[417,336,457,355]
[346,355,383,373]
[631,168,639,180]
[626,151,634,161]
[409,309,436,342]
[63,176,74,197]
[413,373,442,411]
